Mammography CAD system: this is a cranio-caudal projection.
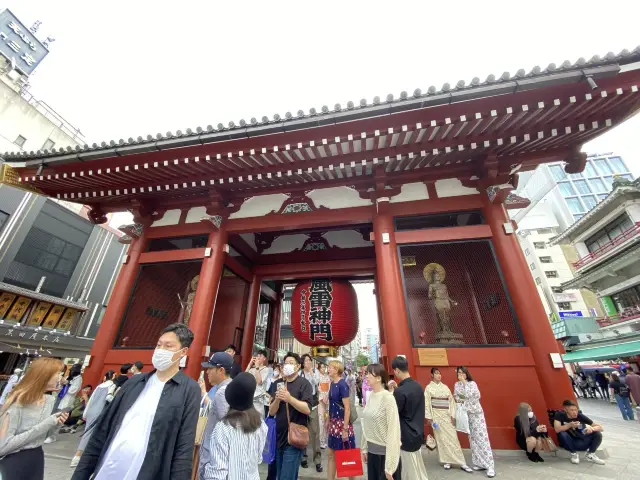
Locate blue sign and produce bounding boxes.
[0,9,49,76]
[559,311,584,318]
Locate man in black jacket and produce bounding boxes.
[72,323,201,480]
[391,355,429,480]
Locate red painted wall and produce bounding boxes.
[414,347,549,450]
[207,274,249,353]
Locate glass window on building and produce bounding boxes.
[602,176,614,189]
[583,161,598,177]
[524,248,530,256]
[14,135,26,148]
[558,182,576,196]
[42,139,56,151]
[585,215,634,253]
[545,271,558,278]
[622,174,634,181]
[568,172,583,180]
[565,197,584,214]
[589,178,606,193]
[551,286,563,293]
[549,165,566,182]
[0,210,8,232]
[530,263,536,271]
[557,302,572,310]
[533,242,546,249]
[573,180,591,195]
[612,286,640,311]
[597,194,608,202]
[582,195,597,210]
[594,159,613,175]
[535,277,542,285]
[573,214,584,221]
[539,256,552,263]
[608,156,627,173]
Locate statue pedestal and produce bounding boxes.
[435,331,465,345]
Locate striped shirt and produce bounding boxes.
[202,420,268,480]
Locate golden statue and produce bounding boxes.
[423,263,464,344]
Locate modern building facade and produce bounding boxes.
[0,184,127,374]
[551,176,640,364]
[0,14,125,375]
[513,153,634,320]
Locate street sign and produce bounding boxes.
[559,311,584,318]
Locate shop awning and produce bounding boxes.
[562,340,640,363]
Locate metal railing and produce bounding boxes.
[596,306,640,327]
[573,222,640,269]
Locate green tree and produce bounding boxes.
[356,352,370,367]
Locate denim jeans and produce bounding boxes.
[276,445,304,480]
[557,431,602,454]
[615,394,635,420]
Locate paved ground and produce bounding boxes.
[43,398,640,479]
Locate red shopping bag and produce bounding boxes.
[335,447,364,478]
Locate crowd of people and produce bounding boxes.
[570,367,640,421]
[0,322,617,480]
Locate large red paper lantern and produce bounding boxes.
[290,279,359,356]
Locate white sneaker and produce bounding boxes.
[44,437,55,444]
[70,456,81,468]
[570,452,580,464]
[585,453,605,465]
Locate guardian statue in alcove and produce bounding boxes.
[424,263,464,344]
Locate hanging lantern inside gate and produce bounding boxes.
[290,279,359,357]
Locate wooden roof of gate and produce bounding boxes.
[3,48,640,213]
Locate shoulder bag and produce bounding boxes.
[285,403,309,449]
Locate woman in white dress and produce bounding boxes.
[454,366,495,477]
[424,367,472,473]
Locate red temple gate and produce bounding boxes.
[3,48,640,448]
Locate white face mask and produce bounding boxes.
[152,348,182,372]
[282,364,296,377]
[528,411,534,419]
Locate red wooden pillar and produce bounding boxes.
[373,202,415,376]
[83,225,149,388]
[184,225,228,379]
[241,275,262,369]
[483,198,575,408]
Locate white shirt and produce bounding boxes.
[203,420,268,480]
[95,373,166,480]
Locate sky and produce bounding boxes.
[8,1,640,332]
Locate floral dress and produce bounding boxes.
[328,378,356,450]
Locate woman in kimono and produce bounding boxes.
[424,367,472,472]
[454,366,495,477]
[317,363,330,449]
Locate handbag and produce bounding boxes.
[286,403,309,449]
[335,444,363,477]
[194,400,210,446]
[262,416,277,464]
[536,436,557,453]
[455,403,470,434]
[426,433,437,451]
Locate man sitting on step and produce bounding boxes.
[553,399,605,466]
